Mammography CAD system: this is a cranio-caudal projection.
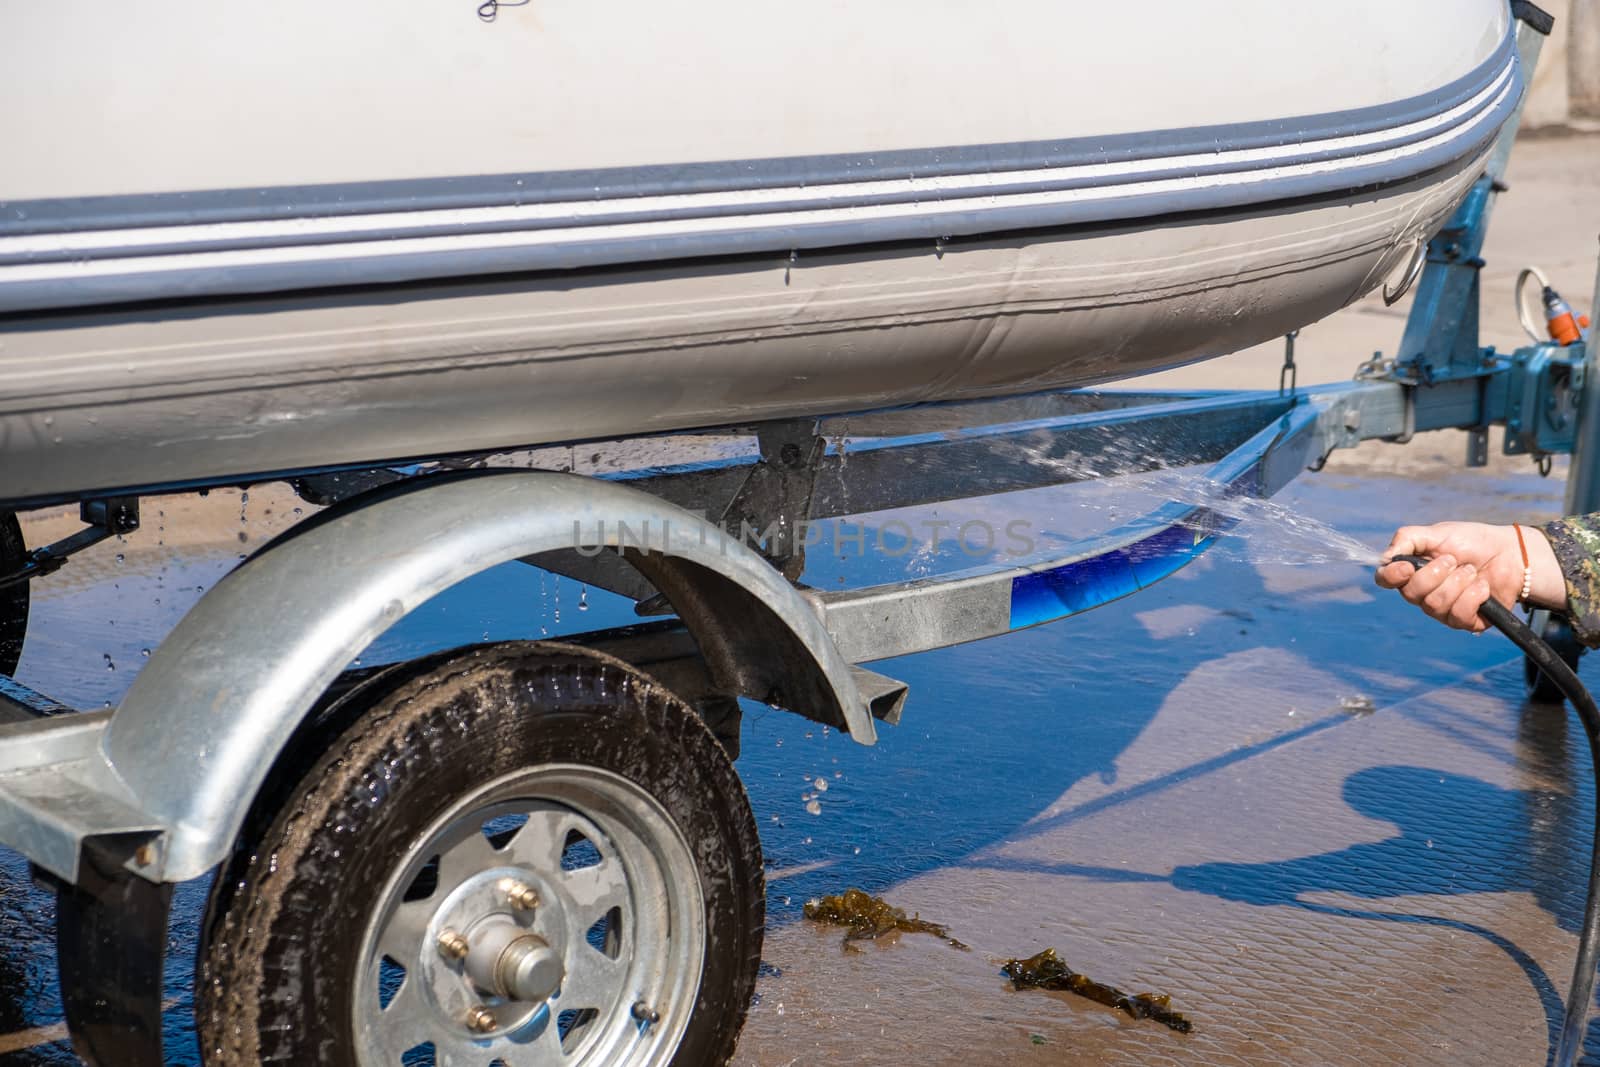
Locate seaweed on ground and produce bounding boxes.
[802,888,969,951]
[1001,948,1192,1034]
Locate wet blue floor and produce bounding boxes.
[0,462,1588,1064]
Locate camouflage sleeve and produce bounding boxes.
[1544,514,1600,646]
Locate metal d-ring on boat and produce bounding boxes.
[1383,237,1430,306]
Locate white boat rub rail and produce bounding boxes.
[0,30,1522,314]
[0,29,1517,235]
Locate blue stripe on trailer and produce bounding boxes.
[1006,454,1271,631]
[1008,513,1234,630]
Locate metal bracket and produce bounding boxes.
[1511,0,1555,35]
[1466,427,1491,468]
[1502,342,1584,462]
[1394,177,1492,385]
[292,468,405,506]
[0,495,139,590]
[718,420,826,581]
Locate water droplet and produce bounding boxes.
[1339,694,1376,716]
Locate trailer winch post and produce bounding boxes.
[1562,244,1600,514]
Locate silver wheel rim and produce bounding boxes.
[354,764,706,1066]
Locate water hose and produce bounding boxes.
[1389,554,1600,1066]
[1516,266,1592,347]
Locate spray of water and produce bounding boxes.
[1013,440,1379,567]
[1134,469,1378,566]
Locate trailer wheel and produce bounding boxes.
[0,512,27,676]
[196,642,763,1067]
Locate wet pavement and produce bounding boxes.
[730,465,1600,1067]
[1,454,1596,1066]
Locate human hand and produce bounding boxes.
[1375,521,1564,632]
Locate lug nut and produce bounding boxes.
[437,929,470,961]
[503,880,540,911]
[464,1005,497,1033]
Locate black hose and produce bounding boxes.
[1390,555,1600,1066]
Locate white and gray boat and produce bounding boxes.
[0,0,1523,504]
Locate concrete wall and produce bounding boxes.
[1574,0,1600,116]
[1524,0,1600,127]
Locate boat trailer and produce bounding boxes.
[0,10,1596,1066]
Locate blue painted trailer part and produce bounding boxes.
[814,394,1338,665]
[1005,405,1305,631]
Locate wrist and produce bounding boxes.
[1524,526,1567,610]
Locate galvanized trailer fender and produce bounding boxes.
[29,470,875,886]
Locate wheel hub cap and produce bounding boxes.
[465,920,564,1004]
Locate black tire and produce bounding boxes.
[1524,611,1584,704]
[0,513,28,677]
[196,641,764,1066]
